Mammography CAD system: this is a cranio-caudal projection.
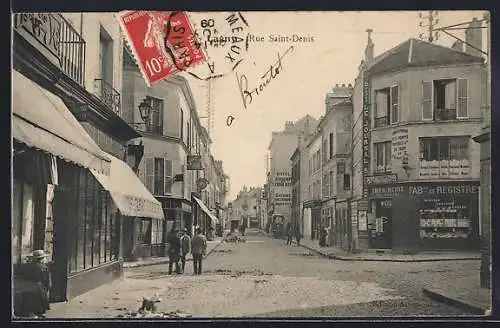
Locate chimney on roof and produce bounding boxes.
[365,29,374,65]
[325,83,353,113]
[465,17,483,57]
[451,39,464,52]
[285,121,294,131]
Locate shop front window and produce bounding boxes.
[419,136,470,179]
[12,180,35,265]
[69,169,118,274]
[136,218,152,244]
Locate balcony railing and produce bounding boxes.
[94,78,121,115]
[13,13,86,87]
[374,116,389,128]
[59,14,86,86]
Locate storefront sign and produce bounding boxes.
[196,178,209,190]
[366,173,398,185]
[409,183,479,196]
[13,13,62,66]
[391,129,409,160]
[362,75,371,199]
[369,185,405,198]
[187,155,203,170]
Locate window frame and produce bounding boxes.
[146,96,164,135]
[373,141,392,173]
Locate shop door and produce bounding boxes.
[51,187,70,302]
[122,218,135,260]
[374,199,393,249]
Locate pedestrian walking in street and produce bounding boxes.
[286,222,293,245]
[167,228,181,274]
[180,228,191,273]
[319,227,327,248]
[191,226,207,275]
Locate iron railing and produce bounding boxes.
[58,14,86,86]
[94,78,122,116]
[13,13,86,87]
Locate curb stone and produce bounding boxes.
[298,243,480,263]
[422,287,487,315]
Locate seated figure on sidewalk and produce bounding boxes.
[191,226,207,275]
[14,250,52,318]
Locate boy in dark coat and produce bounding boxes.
[167,229,181,274]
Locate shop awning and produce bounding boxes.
[194,197,219,225]
[90,154,164,220]
[12,70,111,175]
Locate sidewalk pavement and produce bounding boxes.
[294,237,481,263]
[123,237,224,269]
[422,275,491,315]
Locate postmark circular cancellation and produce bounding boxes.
[118,11,206,86]
[118,11,252,85]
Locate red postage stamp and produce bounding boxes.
[119,11,206,86]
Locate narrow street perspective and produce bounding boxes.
[11,10,493,321]
[45,229,477,318]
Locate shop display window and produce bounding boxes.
[69,169,118,273]
[419,208,470,239]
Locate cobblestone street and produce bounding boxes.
[45,230,478,318]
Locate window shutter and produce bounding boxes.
[457,78,468,118]
[391,85,400,123]
[145,157,154,193]
[422,81,433,120]
[164,159,172,194]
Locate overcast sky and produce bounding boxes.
[180,11,487,200]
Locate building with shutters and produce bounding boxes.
[13,12,163,304]
[122,50,212,257]
[320,85,353,249]
[351,26,486,252]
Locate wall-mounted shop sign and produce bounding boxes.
[274,171,292,187]
[13,13,62,67]
[391,129,409,160]
[368,185,405,198]
[196,177,208,191]
[362,75,371,199]
[187,155,203,170]
[409,182,479,197]
[365,173,398,185]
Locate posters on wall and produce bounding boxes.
[358,210,367,231]
[391,129,409,160]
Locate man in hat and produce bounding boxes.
[180,228,191,274]
[166,228,181,274]
[14,250,52,317]
[191,226,207,275]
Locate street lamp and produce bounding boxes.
[138,98,152,124]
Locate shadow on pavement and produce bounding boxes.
[249,298,472,318]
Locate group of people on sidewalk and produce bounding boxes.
[166,226,207,275]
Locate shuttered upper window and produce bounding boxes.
[422,78,468,121]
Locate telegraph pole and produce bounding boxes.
[418,11,440,43]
